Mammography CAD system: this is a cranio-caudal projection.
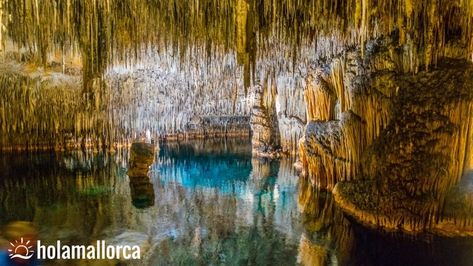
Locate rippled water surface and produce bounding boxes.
[0,139,472,265]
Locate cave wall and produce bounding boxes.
[0,44,315,151]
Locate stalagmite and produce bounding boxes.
[127,142,156,209]
[250,83,282,158]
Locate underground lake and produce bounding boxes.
[0,139,472,265]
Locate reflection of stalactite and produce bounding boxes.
[297,176,354,265]
[297,235,328,266]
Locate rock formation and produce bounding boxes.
[298,36,473,234]
[250,84,282,158]
[127,142,156,209]
[299,40,395,190]
[333,59,473,234]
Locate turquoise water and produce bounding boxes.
[0,139,472,265]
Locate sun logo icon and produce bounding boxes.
[8,237,35,260]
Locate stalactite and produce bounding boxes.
[1,0,472,152]
[2,0,473,87]
[250,81,282,158]
[331,58,351,114]
[304,68,336,122]
[0,0,4,53]
[300,112,364,190]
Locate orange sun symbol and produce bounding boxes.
[7,238,35,260]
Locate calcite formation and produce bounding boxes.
[298,32,473,235]
[250,84,282,158]
[299,39,396,190]
[0,60,111,151]
[127,142,156,177]
[300,112,364,189]
[0,55,252,151]
[333,59,473,234]
[182,116,250,140]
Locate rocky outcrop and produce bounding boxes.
[299,40,395,190]
[250,84,283,158]
[128,142,155,175]
[298,34,473,235]
[127,142,156,209]
[334,59,473,234]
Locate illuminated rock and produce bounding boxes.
[300,111,364,189]
[299,40,396,190]
[334,59,473,234]
[127,142,156,177]
[297,235,329,266]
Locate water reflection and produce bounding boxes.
[0,139,302,265]
[298,172,473,266]
[0,139,472,265]
[128,142,156,209]
[129,176,155,209]
[150,139,300,265]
